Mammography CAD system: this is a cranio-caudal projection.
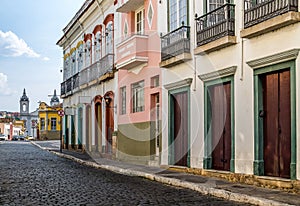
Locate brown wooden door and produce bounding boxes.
[262,70,291,178]
[209,82,231,171]
[95,103,102,152]
[172,92,188,167]
[106,100,114,154]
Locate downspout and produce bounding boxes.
[193,0,197,91]
[240,1,245,81]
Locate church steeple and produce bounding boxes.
[20,88,29,114]
[50,89,60,106]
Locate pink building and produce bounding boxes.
[116,0,161,165]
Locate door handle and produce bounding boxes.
[259,110,265,118]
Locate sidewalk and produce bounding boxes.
[32,141,300,206]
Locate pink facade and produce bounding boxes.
[117,0,161,125]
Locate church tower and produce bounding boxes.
[50,89,60,106]
[20,88,29,115]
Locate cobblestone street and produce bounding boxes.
[0,142,252,205]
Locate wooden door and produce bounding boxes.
[95,103,102,152]
[263,70,291,178]
[172,92,188,167]
[209,82,231,171]
[86,105,91,151]
[106,100,114,154]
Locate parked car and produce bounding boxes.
[0,134,8,141]
[19,135,25,141]
[12,135,19,141]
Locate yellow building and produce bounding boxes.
[38,90,62,140]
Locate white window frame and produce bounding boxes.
[105,22,113,55]
[51,118,57,131]
[135,7,145,34]
[132,81,145,113]
[120,86,126,115]
[40,118,45,131]
[168,0,188,32]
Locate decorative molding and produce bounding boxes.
[164,78,193,90]
[198,66,237,82]
[247,49,300,69]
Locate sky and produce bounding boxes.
[0,0,84,112]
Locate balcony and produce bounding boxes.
[116,34,149,70]
[79,54,114,88]
[117,0,144,13]
[194,3,236,55]
[160,25,192,68]
[241,0,300,38]
[60,72,79,98]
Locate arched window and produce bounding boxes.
[70,48,77,75]
[94,31,101,60]
[85,39,92,66]
[64,53,70,80]
[105,21,113,55]
[77,42,84,72]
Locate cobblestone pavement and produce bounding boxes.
[0,142,252,206]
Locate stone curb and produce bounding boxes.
[31,142,293,206]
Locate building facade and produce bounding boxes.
[58,0,300,182]
[160,0,300,181]
[38,90,62,140]
[57,0,118,153]
[115,0,162,165]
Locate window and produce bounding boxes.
[132,81,145,113]
[71,50,76,74]
[120,86,126,115]
[136,8,144,34]
[94,32,101,61]
[85,39,92,66]
[77,44,84,72]
[168,0,188,32]
[106,22,113,54]
[51,118,57,131]
[208,0,226,12]
[151,76,159,88]
[40,118,45,131]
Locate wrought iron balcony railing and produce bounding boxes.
[244,0,298,28]
[79,53,114,87]
[196,3,235,47]
[161,25,190,61]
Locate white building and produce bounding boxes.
[159,0,300,182]
[57,0,118,155]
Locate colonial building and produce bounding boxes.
[115,0,162,165]
[57,0,118,152]
[38,90,62,140]
[19,89,38,137]
[160,0,300,182]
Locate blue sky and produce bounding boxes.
[0,0,84,112]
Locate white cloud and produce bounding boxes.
[0,30,40,58]
[42,57,50,61]
[0,73,15,96]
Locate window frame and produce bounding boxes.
[51,118,57,131]
[120,86,126,115]
[131,80,145,113]
[135,7,145,34]
[40,118,45,131]
[167,0,189,32]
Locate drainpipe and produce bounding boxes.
[193,0,197,91]
[240,1,245,81]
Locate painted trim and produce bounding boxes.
[247,49,300,69]
[253,60,297,179]
[198,66,237,82]
[164,78,193,90]
[168,86,191,167]
[203,76,235,172]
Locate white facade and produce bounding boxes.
[160,0,300,180]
